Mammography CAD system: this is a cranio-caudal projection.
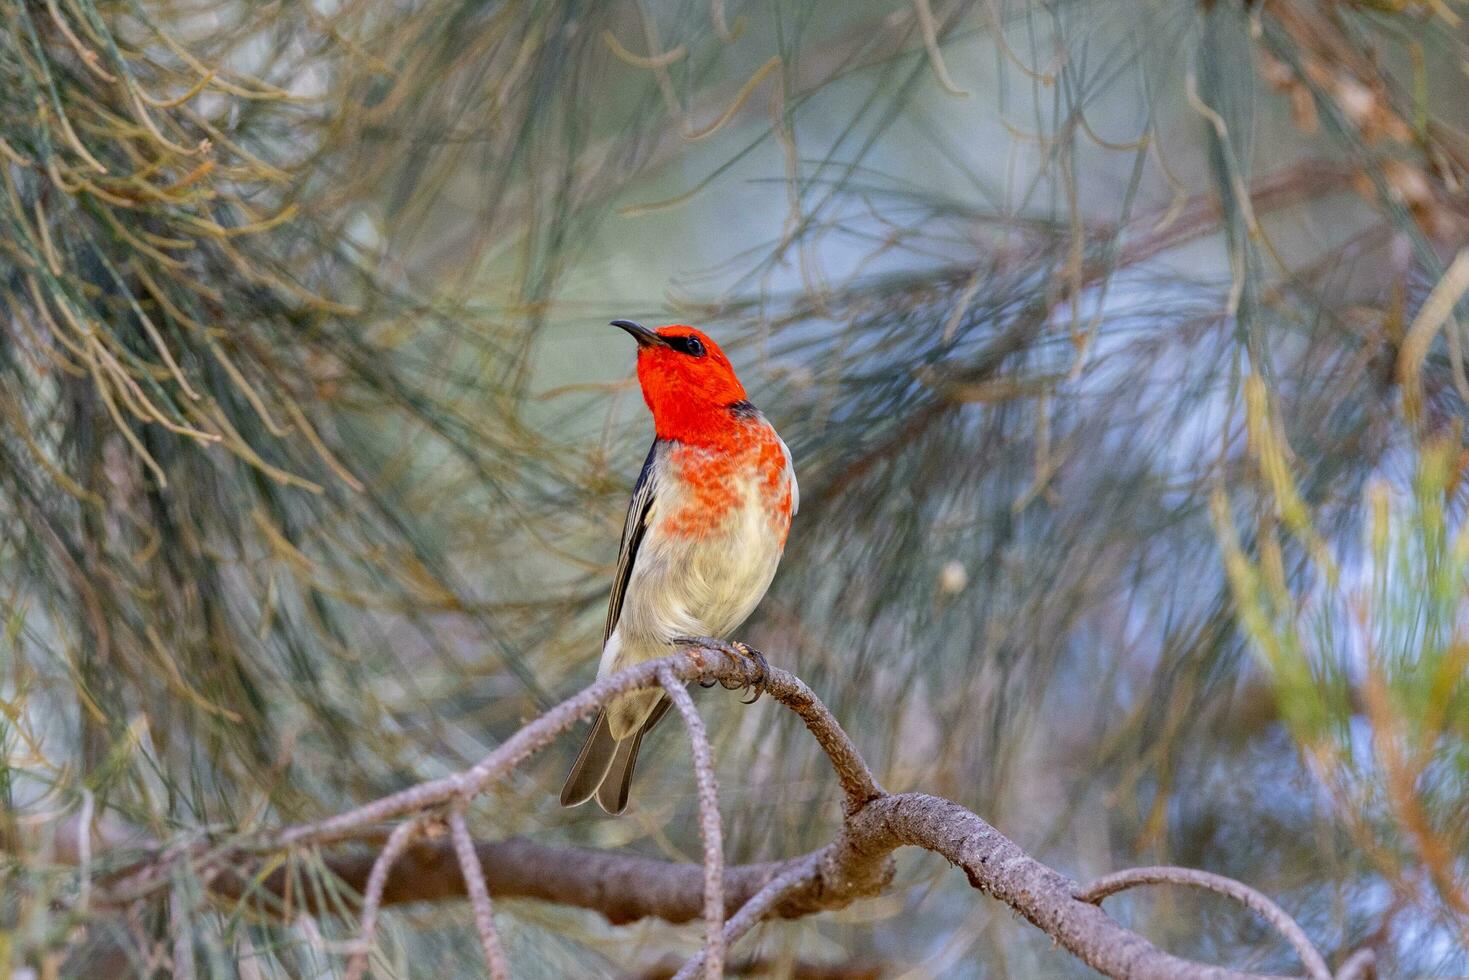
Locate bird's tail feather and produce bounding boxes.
[560,697,671,813]
[596,695,672,814]
[560,709,618,807]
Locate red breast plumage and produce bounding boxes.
[632,323,793,541]
[560,321,798,814]
[662,434,794,542]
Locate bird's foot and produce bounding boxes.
[672,636,767,701]
[728,640,768,704]
[673,635,727,688]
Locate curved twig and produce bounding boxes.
[1333,947,1377,980]
[683,56,781,141]
[449,807,511,980]
[343,817,421,980]
[672,852,825,980]
[674,637,884,812]
[602,29,687,69]
[910,0,970,97]
[1077,867,1332,980]
[660,667,726,980]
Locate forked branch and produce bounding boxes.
[69,641,1367,978]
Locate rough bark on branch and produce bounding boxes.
[53,643,1361,978]
[246,798,1323,980]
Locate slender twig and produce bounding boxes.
[910,0,970,97]
[1077,866,1332,980]
[276,646,751,848]
[76,789,95,914]
[343,818,421,980]
[671,853,825,980]
[1397,247,1469,424]
[1333,947,1377,980]
[276,641,865,849]
[716,853,824,948]
[449,806,511,980]
[660,667,725,980]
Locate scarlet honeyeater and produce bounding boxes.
[560,321,798,814]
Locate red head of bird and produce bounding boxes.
[611,321,748,445]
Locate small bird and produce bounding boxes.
[560,321,798,814]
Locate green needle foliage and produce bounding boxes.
[1220,424,1469,957]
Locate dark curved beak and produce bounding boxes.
[610,319,667,348]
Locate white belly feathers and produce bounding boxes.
[600,466,785,673]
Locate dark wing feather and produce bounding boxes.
[604,440,660,643]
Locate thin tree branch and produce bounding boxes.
[660,666,726,980]
[449,806,511,980]
[267,639,874,852]
[1333,948,1377,980]
[272,643,765,850]
[343,817,421,980]
[672,852,824,980]
[1078,867,1332,980]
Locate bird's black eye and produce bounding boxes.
[667,335,705,357]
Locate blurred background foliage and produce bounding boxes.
[1,0,1467,975]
